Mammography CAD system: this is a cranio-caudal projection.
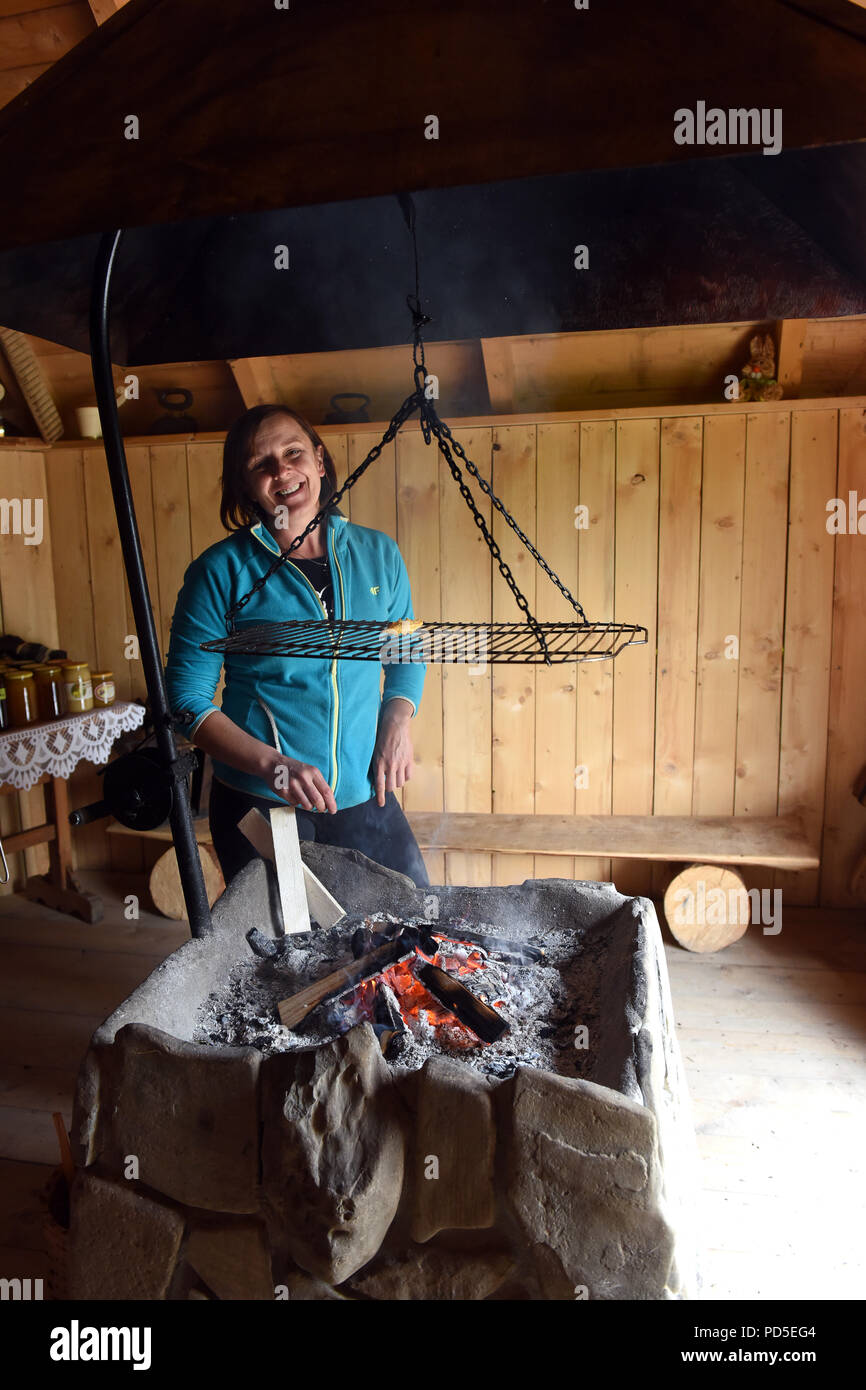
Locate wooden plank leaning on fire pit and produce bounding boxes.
[238,808,345,930]
[269,808,310,935]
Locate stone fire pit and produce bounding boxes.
[68,847,696,1300]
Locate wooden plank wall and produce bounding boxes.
[0,399,864,906]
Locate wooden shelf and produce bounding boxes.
[107,819,212,845]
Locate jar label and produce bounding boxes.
[65,679,93,705]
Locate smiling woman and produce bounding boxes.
[164,403,429,887]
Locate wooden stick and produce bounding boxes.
[237,806,274,861]
[277,937,414,1030]
[270,806,311,935]
[850,845,866,900]
[238,808,345,928]
[302,864,347,930]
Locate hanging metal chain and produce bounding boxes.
[400,190,432,442]
[225,194,587,662]
[429,409,588,623]
[424,406,551,659]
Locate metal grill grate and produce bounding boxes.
[202,619,648,664]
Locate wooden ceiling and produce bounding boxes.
[2,1,866,253]
[3,0,865,120]
[0,1,128,111]
[2,2,863,149]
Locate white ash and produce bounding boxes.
[194,911,595,1080]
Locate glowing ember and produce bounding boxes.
[340,934,498,1049]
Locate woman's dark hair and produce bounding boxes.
[220,404,339,532]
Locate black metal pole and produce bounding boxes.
[89,229,212,938]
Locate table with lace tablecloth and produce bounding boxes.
[0,701,146,921]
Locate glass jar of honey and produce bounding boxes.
[62,662,93,713]
[91,671,116,707]
[6,669,38,727]
[34,664,66,720]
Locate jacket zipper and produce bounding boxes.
[251,521,345,798]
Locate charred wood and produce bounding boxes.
[417,963,511,1044]
[246,927,282,961]
[276,936,416,1030]
[434,925,544,966]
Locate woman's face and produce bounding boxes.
[245,414,326,528]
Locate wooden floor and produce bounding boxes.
[0,872,863,1300]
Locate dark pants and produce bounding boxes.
[209,777,430,888]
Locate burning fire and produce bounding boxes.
[347,934,504,1050]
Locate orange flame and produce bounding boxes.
[343,935,494,1048]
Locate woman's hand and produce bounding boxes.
[372,698,415,807]
[192,713,337,813]
[271,756,337,814]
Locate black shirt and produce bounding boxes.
[290,553,335,620]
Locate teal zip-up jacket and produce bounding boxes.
[164,513,425,809]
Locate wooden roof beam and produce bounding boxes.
[88,0,131,24]
[480,339,516,414]
[776,318,808,398]
[228,358,278,409]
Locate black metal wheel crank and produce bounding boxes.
[68,748,201,833]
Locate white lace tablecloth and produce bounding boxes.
[0,701,146,791]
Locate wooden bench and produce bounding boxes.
[111,810,818,951]
[405,811,817,950]
[404,812,817,870]
[407,811,818,952]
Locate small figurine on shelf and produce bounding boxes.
[738,333,784,402]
